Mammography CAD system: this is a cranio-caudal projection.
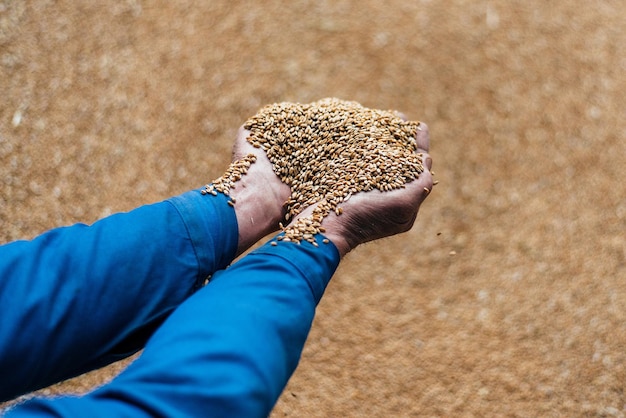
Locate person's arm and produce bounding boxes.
[3,234,340,418]
[0,190,238,402]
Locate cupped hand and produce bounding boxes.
[290,123,433,257]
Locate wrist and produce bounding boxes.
[320,231,351,258]
[287,206,353,258]
[230,183,282,256]
[228,169,289,257]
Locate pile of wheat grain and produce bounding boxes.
[204,98,425,246]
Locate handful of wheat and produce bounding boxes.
[203,98,426,245]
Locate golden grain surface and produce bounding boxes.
[2,2,624,416]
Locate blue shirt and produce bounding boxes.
[0,189,340,417]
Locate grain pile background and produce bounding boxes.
[0,1,624,416]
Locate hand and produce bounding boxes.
[228,127,291,256]
[290,123,433,257]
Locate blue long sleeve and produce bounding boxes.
[0,190,238,402]
[4,235,340,417]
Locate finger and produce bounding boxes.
[395,111,408,121]
[415,122,430,154]
[423,154,433,172]
[415,157,434,200]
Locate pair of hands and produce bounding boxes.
[228,122,433,257]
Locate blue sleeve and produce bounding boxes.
[3,235,340,418]
[0,190,238,403]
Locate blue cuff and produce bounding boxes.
[249,233,341,305]
[168,189,239,287]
